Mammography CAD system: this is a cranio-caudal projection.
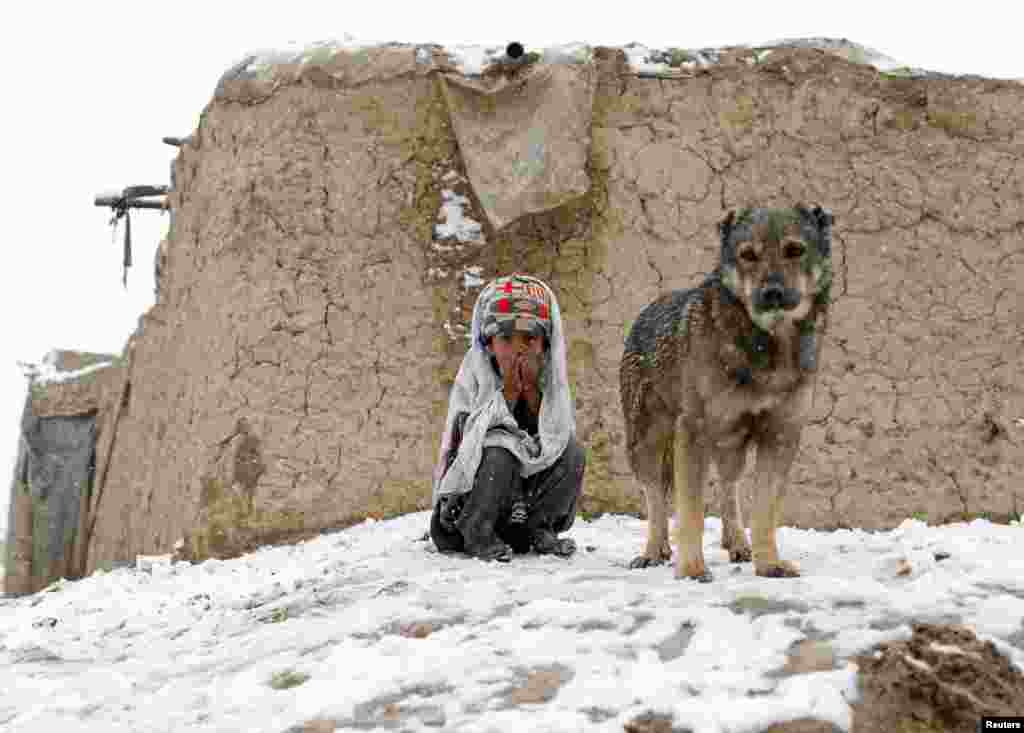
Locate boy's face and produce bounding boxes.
[487,330,545,387]
[488,330,544,362]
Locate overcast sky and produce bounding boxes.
[2,0,1021,537]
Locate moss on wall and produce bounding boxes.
[186,476,309,560]
[365,479,428,518]
[721,95,756,130]
[30,489,47,581]
[568,58,641,518]
[927,109,978,137]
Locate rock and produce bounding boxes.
[504,664,574,706]
[778,640,837,676]
[283,718,336,732]
[623,711,678,733]
[399,622,435,639]
[762,721,842,733]
[135,554,173,573]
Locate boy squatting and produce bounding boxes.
[430,274,585,563]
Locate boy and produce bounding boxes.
[430,274,585,562]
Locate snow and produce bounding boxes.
[462,265,485,289]
[764,37,913,74]
[435,38,917,77]
[2,513,1023,732]
[225,36,935,83]
[434,188,484,245]
[18,349,115,386]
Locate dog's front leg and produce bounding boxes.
[715,442,753,563]
[674,418,711,582]
[751,425,802,578]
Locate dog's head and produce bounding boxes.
[717,205,834,332]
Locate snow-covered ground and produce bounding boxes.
[2,513,1024,732]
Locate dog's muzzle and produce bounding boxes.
[754,284,801,312]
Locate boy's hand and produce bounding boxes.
[497,350,522,403]
[517,351,542,393]
[518,353,543,415]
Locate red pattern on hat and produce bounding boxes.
[498,298,511,313]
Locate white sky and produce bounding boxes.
[2,0,1022,535]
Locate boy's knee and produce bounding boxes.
[480,446,519,474]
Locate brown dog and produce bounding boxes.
[620,206,834,581]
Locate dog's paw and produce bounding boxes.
[675,558,712,582]
[675,569,714,583]
[629,554,667,569]
[551,538,577,557]
[727,545,753,563]
[755,560,801,578]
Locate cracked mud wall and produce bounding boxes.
[591,46,1023,530]
[86,45,1023,570]
[87,49,455,571]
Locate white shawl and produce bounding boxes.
[431,276,576,509]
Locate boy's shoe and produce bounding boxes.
[438,494,464,532]
[509,501,528,525]
[470,540,512,563]
[531,529,576,557]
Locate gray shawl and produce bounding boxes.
[431,276,575,508]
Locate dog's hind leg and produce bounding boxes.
[674,419,712,582]
[630,476,672,568]
[751,426,802,578]
[715,442,753,563]
[629,429,674,568]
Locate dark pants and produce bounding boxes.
[431,437,586,556]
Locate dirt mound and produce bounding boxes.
[623,623,1024,732]
[851,623,1024,732]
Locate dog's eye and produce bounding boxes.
[784,242,805,258]
[739,249,758,263]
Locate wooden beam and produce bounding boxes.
[94,185,169,209]
[94,196,167,210]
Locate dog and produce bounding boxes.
[619,206,834,581]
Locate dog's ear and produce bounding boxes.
[811,205,835,232]
[812,206,834,258]
[797,205,834,256]
[719,210,737,243]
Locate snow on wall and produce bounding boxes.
[218,35,960,85]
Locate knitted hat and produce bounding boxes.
[480,274,552,343]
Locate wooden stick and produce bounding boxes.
[122,184,168,199]
[94,196,167,209]
[94,185,170,208]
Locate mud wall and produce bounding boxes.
[84,45,1024,572]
